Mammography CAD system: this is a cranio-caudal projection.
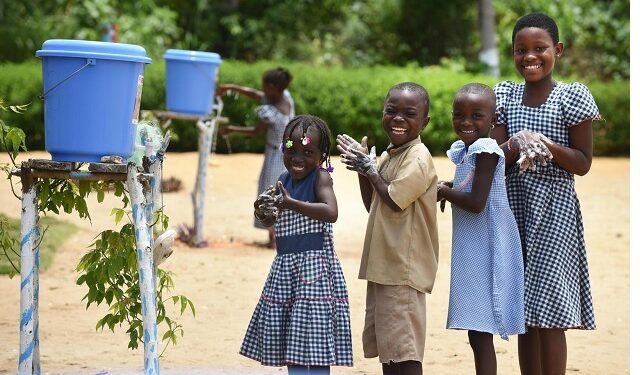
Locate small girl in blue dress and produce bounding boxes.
[492,12,600,375]
[437,83,525,375]
[240,115,353,374]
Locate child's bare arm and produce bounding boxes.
[544,119,593,176]
[339,141,401,212]
[217,83,264,101]
[275,171,338,223]
[337,134,374,211]
[218,120,268,136]
[357,174,374,212]
[438,152,498,214]
[491,124,520,168]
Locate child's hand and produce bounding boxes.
[340,146,378,177]
[511,130,554,173]
[437,181,452,212]
[274,181,290,209]
[254,186,281,221]
[336,134,368,155]
[254,185,277,209]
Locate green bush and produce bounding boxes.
[0,60,629,156]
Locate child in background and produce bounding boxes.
[337,82,438,375]
[240,115,352,374]
[217,67,295,248]
[437,83,525,375]
[491,12,600,374]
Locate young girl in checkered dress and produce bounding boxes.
[438,83,525,375]
[218,67,295,249]
[491,12,601,374]
[241,115,353,374]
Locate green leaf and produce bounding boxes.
[96,189,105,203]
[162,330,173,341]
[76,274,87,285]
[111,208,125,225]
[187,299,196,317]
[180,296,187,314]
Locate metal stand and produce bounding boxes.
[144,98,225,247]
[15,153,164,374]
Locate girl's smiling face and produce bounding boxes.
[283,126,322,181]
[512,27,563,83]
[452,92,496,148]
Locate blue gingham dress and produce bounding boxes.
[495,80,601,329]
[240,168,353,366]
[254,90,295,229]
[446,138,525,340]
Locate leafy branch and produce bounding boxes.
[1,98,193,353]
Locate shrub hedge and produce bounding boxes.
[0,60,629,156]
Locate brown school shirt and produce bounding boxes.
[358,137,439,293]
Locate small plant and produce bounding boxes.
[1,98,194,354]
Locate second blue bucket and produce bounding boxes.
[36,39,152,162]
[164,49,222,116]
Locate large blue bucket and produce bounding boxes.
[163,49,222,116]
[36,39,151,162]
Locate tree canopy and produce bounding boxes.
[0,0,629,80]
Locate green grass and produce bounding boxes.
[0,213,77,276]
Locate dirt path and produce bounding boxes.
[0,152,629,374]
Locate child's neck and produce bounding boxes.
[523,76,556,107]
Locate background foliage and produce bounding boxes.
[0,60,629,156]
[0,0,629,155]
[0,0,629,80]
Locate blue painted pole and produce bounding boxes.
[126,165,159,375]
[18,176,40,374]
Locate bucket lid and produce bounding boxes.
[36,39,152,64]
[163,49,222,64]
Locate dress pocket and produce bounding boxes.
[299,254,325,284]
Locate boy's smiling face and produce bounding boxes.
[382,89,430,147]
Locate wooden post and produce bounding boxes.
[142,108,225,247]
[18,166,40,374]
[191,118,214,246]
[126,164,158,375]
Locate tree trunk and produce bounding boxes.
[478,0,500,77]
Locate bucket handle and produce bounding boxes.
[39,58,96,100]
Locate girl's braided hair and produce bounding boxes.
[283,115,333,167]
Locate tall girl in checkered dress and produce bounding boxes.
[438,83,525,375]
[491,12,600,375]
[218,67,295,249]
[241,115,353,374]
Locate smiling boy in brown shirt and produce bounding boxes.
[337,82,439,375]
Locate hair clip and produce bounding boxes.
[285,139,293,149]
[301,136,310,146]
[325,158,334,173]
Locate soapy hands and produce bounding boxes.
[510,130,554,173]
[336,134,378,177]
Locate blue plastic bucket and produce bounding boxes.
[36,39,151,162]
[163,49,222,116]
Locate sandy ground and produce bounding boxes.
[0,151,630,374]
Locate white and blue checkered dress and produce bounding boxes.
[495,80,601,330]
[254,90,295,229]
[446,138,526,340]
[240,169,353,366]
